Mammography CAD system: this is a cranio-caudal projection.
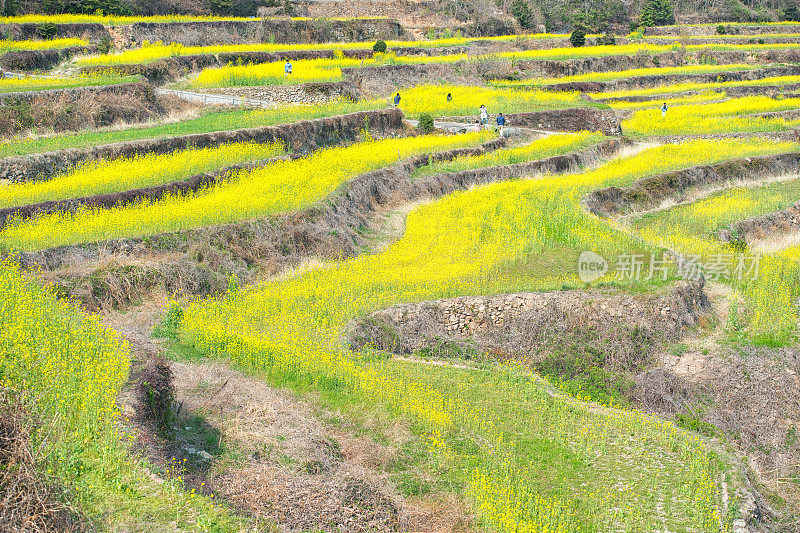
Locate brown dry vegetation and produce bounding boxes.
[0,87,180,138]
[0,388,89,533]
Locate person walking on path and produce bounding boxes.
[479,104,488,128]
[661,102,667,117]
[393,92,401,107]
[284,59,292,76]
[496,112,506,137]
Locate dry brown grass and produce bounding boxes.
[0,388,88,532]
[0,89,165,138]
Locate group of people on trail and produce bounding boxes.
[389,93,507,137]
[479,104,507,136]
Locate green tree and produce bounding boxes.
[418,113,435,133]
[372,40,387,53]
[570,24,586,47]
[785,2,800,21]
[510,0,534,29]
[639,0,675,26]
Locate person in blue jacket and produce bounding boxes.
[496,112,506,137]
[393,92,401,107]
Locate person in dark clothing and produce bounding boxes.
[393,93,401,106]
[496,112,506,137]
[661,102,667,117]
[446,92,452,101]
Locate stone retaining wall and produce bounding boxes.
[0,108,403,183]
[210,80,361,104]
[584,152,800,218]
[719,202,800,245]
[519,49,799,78]
[344,63,483,95]
[644,24,800,36]
[346,279,709,368]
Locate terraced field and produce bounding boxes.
[1,14,800,533]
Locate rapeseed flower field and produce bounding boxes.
[175,138,792,532]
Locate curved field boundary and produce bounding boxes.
[12,138,622,307]
[595,83,800,104]
[0,108,403,183]
[79,49,375,83]
[718,201,800,246]
[583,151,800,218]
[0,154,304,228]
[544,65,800,94]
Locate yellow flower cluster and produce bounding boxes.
[0,140,284,209]
[0,37,87,52]
[0,132,489,251]
[623,95,800,136]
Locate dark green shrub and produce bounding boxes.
[758,38,765,44]
[533,348,634,407]
[716,24,726,34]
[152,300,184,339]
[96,34,112,54]
[785,2,800,21]
[418,113,435,133]
[570,24,586,47]
[209,0,233,14]
[36,22,58,40]
[372,39,387,53]
[597,32,616,45]
[640,0,675,26]
[510,0,534,29]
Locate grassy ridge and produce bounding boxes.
[177,138,792,531]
